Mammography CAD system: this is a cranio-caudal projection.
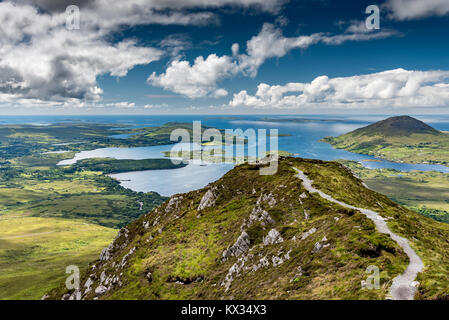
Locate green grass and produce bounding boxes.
[293,159,449,299]
[0,122,199,299]
[68,158,186,174]
[339,161,449,223]
[50,158,449,300]
[0,164,166,299]
[0,168,167,228]
[0,215,116,300]
[322,124,449,166]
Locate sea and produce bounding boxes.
[2,114,449,196]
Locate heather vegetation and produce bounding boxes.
[48,158,449,300]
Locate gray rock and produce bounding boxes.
[300,227,316,240]
[222,231,251,260]
[100,271,106,284]
[69,290,81,300]
[198,187,217,211]
[304,210,310,220]
[271,250,292,267]
[248,206,275,227]
[263,229,284,245]
[84,278,93,294]
[221,254,250,291]
[166,196,183,213]
[272,255,284,267]
[250,256,270,272]
[312,236,329,253]
[120,246,136,268]
[257,193,277,207]
[99,245,112,261]
[95,285,108,295]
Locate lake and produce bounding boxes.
[4,114,449,196]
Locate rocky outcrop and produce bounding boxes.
[221,248,293,291]
[99,227,130,261]
[198,187,217,211]
[166,196,183,213]
[271,250,291,267]
[222,254,250,291]
[290,266,303,283]
[248,206,274,227]
[95,285,108,296]
[301,227,316,240]
[312,236,329,253]
[222,231,251,260]
[263,229,283,245]
[49,158,436,300]
[99,245,112,261]
[120,247,136,268]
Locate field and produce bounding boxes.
[0,214,116,300]
[0,122,194,299]
[0,166,168,299]
[340,161,449,223]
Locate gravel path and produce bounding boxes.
[293,168,424,300]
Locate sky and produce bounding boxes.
[0,0,449,115]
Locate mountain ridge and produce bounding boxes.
[47,158,449,300]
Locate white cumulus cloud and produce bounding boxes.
[148,23,397,98]
[0,0,286,108]
[148,55,238,98]
[229,69,449,109]
[385,0,449,20]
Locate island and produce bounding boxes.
[321,115,449,166]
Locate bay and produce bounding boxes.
[3,114,448,196]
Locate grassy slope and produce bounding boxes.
[0,214,116,300]
[0,163,168,299]
[321,116,449,165]
[293,160,449,299]
[0,123,197,299]
[323,132,449,165]
[48,158,449,300]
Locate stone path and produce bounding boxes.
[293,167,424,300]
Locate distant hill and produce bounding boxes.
[322,116,449,165]
[47,158,449,300]
[348,116,441,137]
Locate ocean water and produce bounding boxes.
[2,114,449,196]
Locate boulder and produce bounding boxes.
[263,229,284,245]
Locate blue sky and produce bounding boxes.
[1,0,449,114]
